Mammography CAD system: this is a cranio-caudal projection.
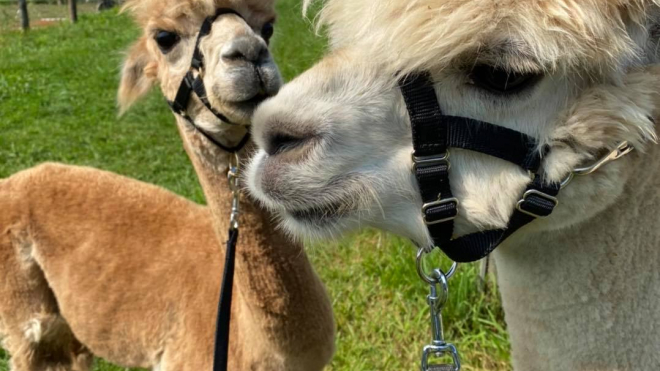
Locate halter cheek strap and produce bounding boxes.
[167,8,250,153]
[400,72,561,263]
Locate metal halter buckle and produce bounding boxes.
[413,150,458,225]
[412,150,451,172]
[422,198,459,225]
[515,189,558,218]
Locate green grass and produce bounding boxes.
[0,4,511,371]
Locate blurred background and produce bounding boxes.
[0,1,511,370]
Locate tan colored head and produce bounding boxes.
[247,0,660,246]
[118,0,281,137]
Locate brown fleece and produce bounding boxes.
[0,162,335,371]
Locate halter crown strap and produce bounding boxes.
[399,72,559,263]
[192,8,244,71]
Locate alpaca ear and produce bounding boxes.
[118,37,156,114]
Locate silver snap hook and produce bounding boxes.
[421,342,461,371]
[416,248,461,371]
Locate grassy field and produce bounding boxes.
[0,3,511,371]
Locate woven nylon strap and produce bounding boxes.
[399,73,559,263]
[400,73,456,244]
[441,178,560,262]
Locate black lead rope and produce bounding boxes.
[400,73,560,263]
[213,228,238,371]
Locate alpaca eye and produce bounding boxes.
[261,22,274,44]
[155,30,180,53]
[468,65,540,95]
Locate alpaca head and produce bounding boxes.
[247,0,660,247]
[118,0,281,138]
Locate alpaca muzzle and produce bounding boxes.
[167,8,252,153]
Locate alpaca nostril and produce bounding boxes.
[266,132,312,156]
[222,49,245,61]
[222,37,268,64]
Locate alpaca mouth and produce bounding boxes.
[241,92,270,105]
[222,92,271,116]
[227,90,270,106]
[287,201,352,224]
[212,92,271,124]
[272,174,366,225]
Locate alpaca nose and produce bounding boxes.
[221,36,268,64]
[264,127,316,157]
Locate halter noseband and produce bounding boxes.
[399,72,617,263]
[167,8,251,153]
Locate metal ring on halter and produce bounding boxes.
[416,248,458,285]
[560,141,632,189]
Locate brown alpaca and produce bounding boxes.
[0,0,336,370]
[0,163,334,371]
[118,0,337,367]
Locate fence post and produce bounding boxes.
[18,0,29,30]
[68,0,77,23]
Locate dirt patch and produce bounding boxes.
[33,17,66,28]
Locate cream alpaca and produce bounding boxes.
[247,0,660,370]
[0,0,336,369]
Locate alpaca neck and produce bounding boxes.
[175,118,334,368]
[493,146,660,371]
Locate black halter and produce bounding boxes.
[399,72,561,263]
[167,8,251,153]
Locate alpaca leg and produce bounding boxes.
[0,231,92,371]
[10,314,92,371]
[155,341,213,371]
